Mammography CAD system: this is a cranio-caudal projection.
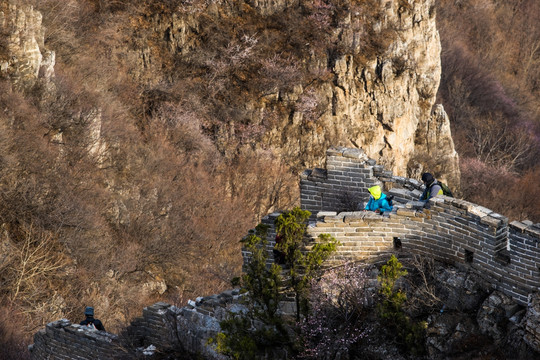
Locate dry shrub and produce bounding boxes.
[0,0,428,348]
[0,77,296,337]
[402,255,443,315]
[0,86,95,328]
[437,0,540,136]
[295,87,328,123]
[0,80,86,230]
[87,103,254,306]
[0,224,74,335]
[439,44,520,127]
[0,306,30,360]
[506,166,540,222]
[459,158,540,222]
[257,54,303,95]
[224,147,298,219]
[150,102,216,155]
[0,224,68,303]
[437,0,540,216]
[466,113,537,170]
[459,157,515,202]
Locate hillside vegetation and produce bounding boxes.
[0,0,388,357]
[436,0,540,221]
[0,0,539,358]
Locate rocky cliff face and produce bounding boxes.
[0,0,459,185]
[119,0,459,185]
[0,2,54,89]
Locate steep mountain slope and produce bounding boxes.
[436,0,540,221]
[109,0,460,182]
[0,0,460,353]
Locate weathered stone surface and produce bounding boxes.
[119,0,459,184]
[478,291,522,341]
[525,293,540,352]
[435,267,489,312]
[0,2,51,88]
[426,313,482,357]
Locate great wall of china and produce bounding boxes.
[29,147,540,359]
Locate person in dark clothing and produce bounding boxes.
[419,172,443,203]
[80,306,106,331]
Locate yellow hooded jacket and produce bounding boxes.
[365,185,392,213]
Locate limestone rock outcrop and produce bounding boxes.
[122,0,460,184]
[0,2,54,88]
[0,0,460,186]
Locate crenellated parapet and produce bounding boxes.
[29,319,120,360]
[300,146,425,213]
[294,146,540,305]
[241,146,540,352]
[305,201,540,306]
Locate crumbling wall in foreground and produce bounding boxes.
[29,295,243,360]
[29,319,121,360]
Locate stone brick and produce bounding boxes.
[480,215,503,228]
[468,205,493,218]
[397,208,417,217]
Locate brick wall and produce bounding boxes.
[303,201,540,305]
[293,146,540,305]
[29,296,242,359]
[300,146,423,214]
[29,319,121,360]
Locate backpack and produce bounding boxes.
[435,182,453,197]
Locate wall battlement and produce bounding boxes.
[296,146,540,305]
[242,146,540,306]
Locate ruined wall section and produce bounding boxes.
[29,298,243,360]
[29,319,121,360]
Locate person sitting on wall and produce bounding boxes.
[419,172,443,203]
[364,185,393,214]
[80,306,106,331]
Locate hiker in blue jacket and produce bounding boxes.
[80,306,106,331]
[364,185,393,214]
